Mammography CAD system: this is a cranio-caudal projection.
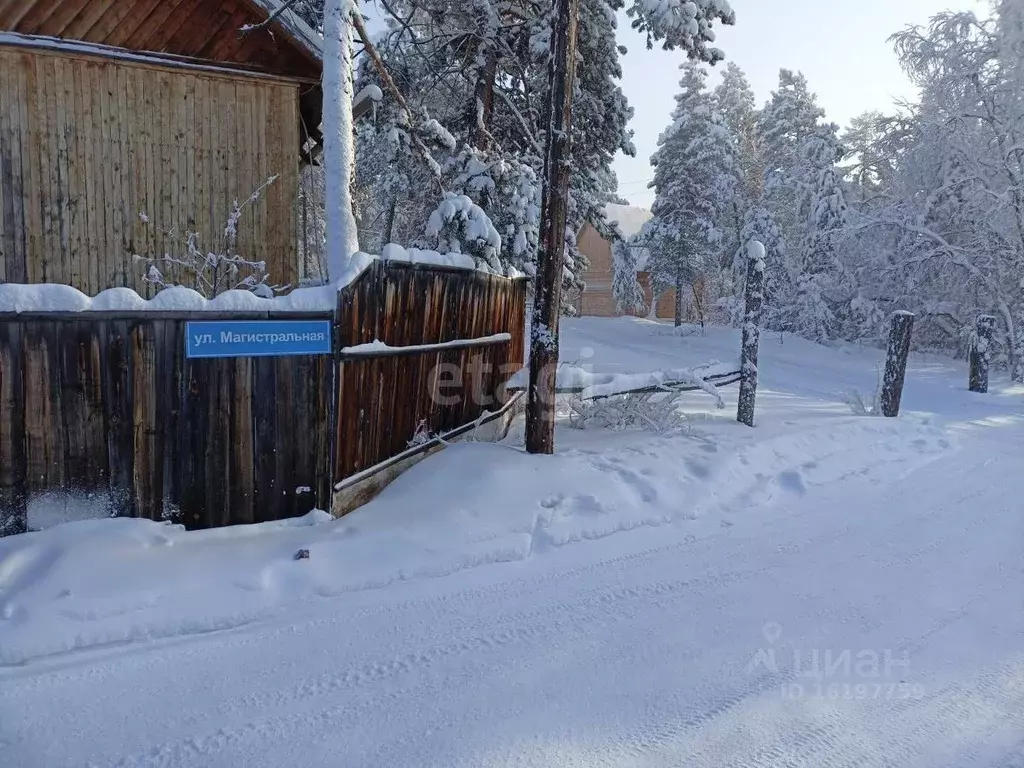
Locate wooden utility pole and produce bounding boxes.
[879,311,915,417]
[737,240,765,427]
[969,315,996,393]
[525,0,581,455]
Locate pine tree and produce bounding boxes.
[790,129,849,342]
[562,0,638,292]
[712,62,761,309]
[714,63,760,203]
[346,0,636,301]
[754,69,847,337]
[627,0,735,60]
[758,70,826,187]
[612,237,648,314]
[642,64,738,326]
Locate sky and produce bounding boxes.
[613,0,987,208]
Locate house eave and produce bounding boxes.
[0,30,319,84]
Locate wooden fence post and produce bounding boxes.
[737,240,765,427]
[969,315,996,393]
[880,311,915,417]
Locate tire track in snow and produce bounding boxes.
[0,439,975,739]
[56,470,1019,768]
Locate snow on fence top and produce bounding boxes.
[341,333,512,357]
[0,247,524,314]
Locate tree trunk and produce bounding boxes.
[691,281,705,329]
[737,241,765,427]
[674,262,684,328]
[969,315,996,393]
[382,196,398,246]
[1011,313,1024,383]
[880,311,915,417]
[322,0,359,280]
[525,0,581,456]
[471,49,498,151]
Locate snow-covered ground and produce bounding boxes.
[2,317,1024,767]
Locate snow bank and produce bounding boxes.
[0,413,957,666]
[0,247,523,314]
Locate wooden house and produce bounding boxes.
[575,204,670,319]
[0,0,324,295]
[573,203,714,322]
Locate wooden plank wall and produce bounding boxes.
[0,311,332,534]
[0,46,299,296]
[334,262,528,482]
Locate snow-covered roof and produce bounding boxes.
[0,31,306,81]
[604,204,653,240]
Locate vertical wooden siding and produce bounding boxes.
[0,46,299,296]
[334,262,528,481]
[0,312,332,534]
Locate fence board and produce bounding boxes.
[0,322,27,534]
[131,321,160,519]
[252,356,276,524]
[104,319,134,516]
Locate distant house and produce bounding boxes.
[576,203,681,319]
[0,0,325,295]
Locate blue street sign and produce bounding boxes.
[185,320,332,359]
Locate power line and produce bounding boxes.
[616,176,654,188]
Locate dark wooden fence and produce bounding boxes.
[0,261,527,535]
[0,311,333,535]
[334,261,528,479]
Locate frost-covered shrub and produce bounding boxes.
[844,367,885,416]
[134,176,281,298]
[568,391,690,435]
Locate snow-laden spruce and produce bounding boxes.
[630,63,739,327]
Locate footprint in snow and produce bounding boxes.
[540,494,565,510]
[685,459,711,479]
[776,469,807,496]
[569,494,608,517]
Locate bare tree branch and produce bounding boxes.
[349,7,446,194]
[240,0,305,36]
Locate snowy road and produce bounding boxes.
[2,320,1024,766]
